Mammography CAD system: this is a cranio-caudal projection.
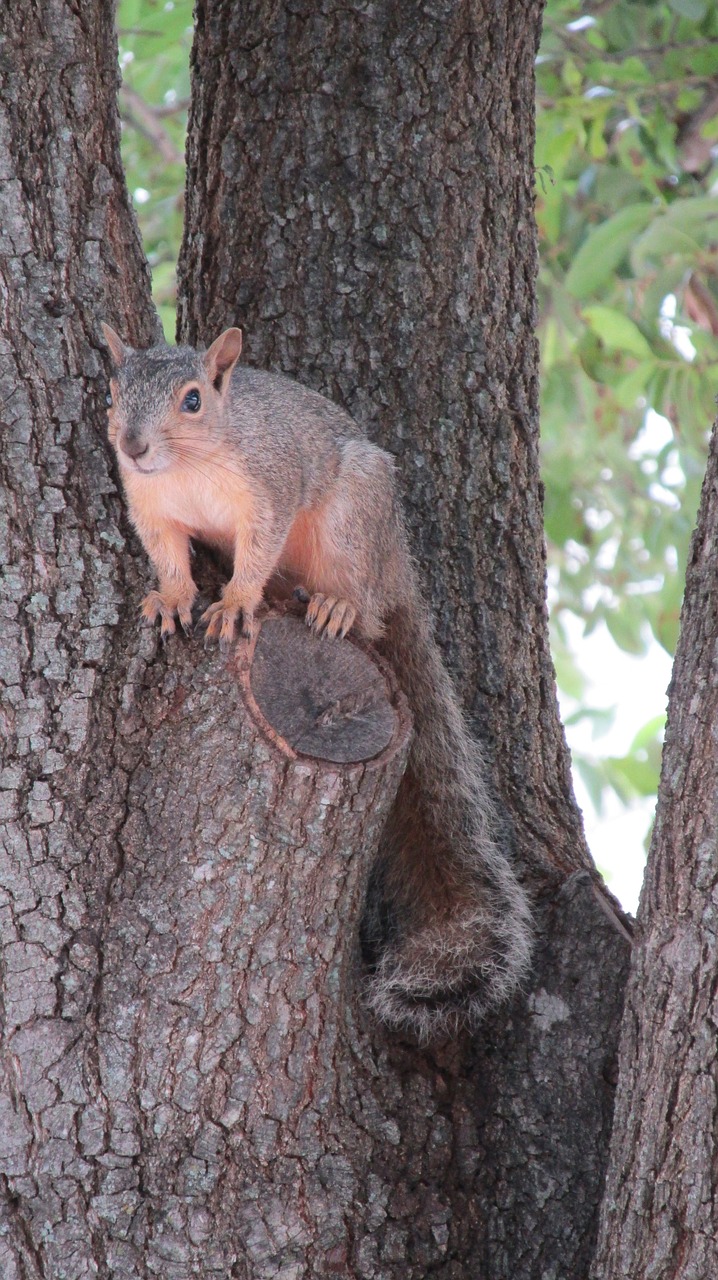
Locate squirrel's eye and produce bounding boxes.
[105,391,113,408]
[182,389,201,413]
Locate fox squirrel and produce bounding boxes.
[102,323,532,1039]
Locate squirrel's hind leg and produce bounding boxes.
[296,442,401,642]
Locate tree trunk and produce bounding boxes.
[176,1,633,1276]
[87,612,414,1277]
[591,419,718,1280]
[0,0,154,1272]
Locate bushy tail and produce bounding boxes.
[362,596,533,1040]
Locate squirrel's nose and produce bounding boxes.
[121,435,150,460]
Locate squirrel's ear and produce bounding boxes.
[101,323,130,370]
[205,328,243,393]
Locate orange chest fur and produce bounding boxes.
[123,458,255,555]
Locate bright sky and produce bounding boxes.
[559,618,673,916]
[554,401,683,916]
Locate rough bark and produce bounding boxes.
[0,1,157,1273]
[176,1,633,1275]
[77,615,412,1278]
[591,420,718,1280]
[178,0,587,882]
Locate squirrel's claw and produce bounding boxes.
[140,591,176,639]
[305,593,356,640]
[199,598,255,651]
[327,600,356,639]
[200,600,235,644]
[240,614,257,644]
[178,605,194,637]
[141,589,195,642]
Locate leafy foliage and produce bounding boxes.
[537,0,718,815]
[117,0,193,337]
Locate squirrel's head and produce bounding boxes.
[101,325,243,476]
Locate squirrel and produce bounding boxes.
[102,322,532,1039]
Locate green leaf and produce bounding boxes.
[630,715,666,753]
[588,117,608,161]
[663,195,718,232]
[631,218,701,272]
[565,204,655,299]
[609,56,653,86]
[158,305,177,342]
[582,306,653,359]
[561,58,583,92]
[614,361,655,409]
[668,0,708,18]
[565,705,618,740]
[575,759,608,815]
[605,754,659,800]
[549,623,588,701]
[604,609,648,655]
[544,483,585,546]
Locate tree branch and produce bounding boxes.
[120,82,184,164]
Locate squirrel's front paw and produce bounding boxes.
[140,590,195,641]
[304,593,356,639]
[199,599,256,653]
